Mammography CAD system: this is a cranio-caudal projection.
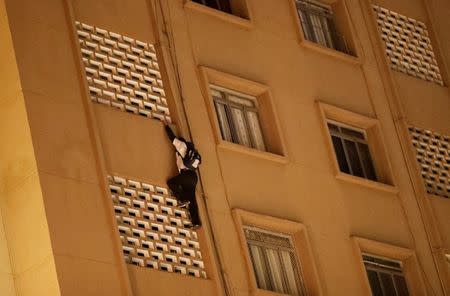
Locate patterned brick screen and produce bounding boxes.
[372,5,443,86]
[108,175,207,278]
[75,21,171,122]
[409,127,450,198]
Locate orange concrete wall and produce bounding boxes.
[164,0,449,294]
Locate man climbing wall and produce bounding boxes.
[163,121,202,229]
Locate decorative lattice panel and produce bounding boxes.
[409,127,450,198]
[372,5,443,86]
[75,21,171,122]
[108,175,207,278]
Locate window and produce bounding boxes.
[363,254,410,296]
[200,67,287,160]
[353,237,426,295]
[233,209,323,296]
[295,0,349,54]
[327,121,377,181]
[211,85,266,151]
[192,0,232,13]
[317,102,396,190]
[244,227,306,296]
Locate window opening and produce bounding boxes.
[296,0,349,54]
[363,254,410,296]
[211,85,266,151]
[244,226,307,296]
[327,120,377,180]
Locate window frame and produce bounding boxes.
[233,209,323,296]
[326,119,377,181]
[352,237,427,296]
[199,67,287,163]
[317,101,397,193]
[211,85,267,151]
[288,0,361,64]
[362,253,410,295]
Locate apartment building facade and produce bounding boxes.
[0,0,449,295]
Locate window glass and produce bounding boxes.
[244,227,306,296]
[210,86,266,151]
[363,254,410,296]
[327,121,377,181]
[296,0,348,53]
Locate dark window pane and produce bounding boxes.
[366,270,383,296]
[394,275,410,296]
[380,273,396,296]
[331,136,350,174]
[193,0,231,13]
[327,123,339,132]
[358,143,377,181]
[344,140,364,177]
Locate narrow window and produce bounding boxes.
[295,0,348,54]
[210,86,266,151]
[327,121,377,181]
[244,227,307,296]
[363,254,410,296]
[192,0,232,13]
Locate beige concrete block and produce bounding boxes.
[72,0,157,44]
[94,104,177,186]
[0,272,16,296]
[14,256,60,296]
[54,255,122,296]
[39,172,116,264]
[128,264,216,296]
[0,95,37,195]
[1,172,53,274]
[23,91,98,184]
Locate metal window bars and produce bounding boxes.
[244,227,307,296]
[296,0,349,54]
[210,85,267,151]
[362,254,410,296]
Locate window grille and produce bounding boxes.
[295,0,349,54]
[192,0,232,14]
[408,126,450,198]
[75,22,171,122]
[108,175,207,279]
[211,85,266,151]
[244,226,307,296]
[327,121,377,181]
[372,5,443,86]
[363,254,410,296]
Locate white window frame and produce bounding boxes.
[362,253,410,296]
[244,226,307,296]
[210,85,267,152]
[326,119,377,181]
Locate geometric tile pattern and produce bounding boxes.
[108,175,207,278]
[409,127,450,198]
[372,5,444,86]
[75,21,172,122]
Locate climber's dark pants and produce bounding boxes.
[167,169,200,225]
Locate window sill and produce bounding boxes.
[335,172,398,194]
[300,39,360,65]
[184,1,253,30]
[217,141,288,164]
